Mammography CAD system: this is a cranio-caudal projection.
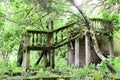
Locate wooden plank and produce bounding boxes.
[54,33,85,49]
[27,46,54,50]
[27,18,111,34]
[27,30,50,34]
[35,51,44,66]
[89,18,111,23]
[52,21,79,33]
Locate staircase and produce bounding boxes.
[17,18,113,70]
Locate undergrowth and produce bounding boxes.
[0,56,120,80]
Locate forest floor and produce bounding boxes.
[0,56,120,80]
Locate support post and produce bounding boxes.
[85,34,91,66]
[44,50,48,68]
[23,49,30,70]
[35,51,44,66]
[47,32,55,69]
[109,36,114,58]
[49,20,55,69]
[50,49,55,69]
[17,40,24,67]
[109,22,114,59]
[23,34,30,70]
[68,42,74,65]
[75,38,80,68]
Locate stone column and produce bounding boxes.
[85,34,91,66]
[75,38,80,68]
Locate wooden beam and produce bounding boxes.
[54,33,85,49]
[85,34,91,66]
[89,18,111,23]
[35,51,44,66]
[27,30,50,34]
[27,46,54,50]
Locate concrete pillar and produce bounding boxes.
[75,38,80,67]
[109,36,114,58]
[85,34,91,66]
[23,34,30,70]
[23,50,30,70]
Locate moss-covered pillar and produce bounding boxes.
[109,36,114,58]
[85,34,91,65]
[68,42,74,65]
[23,34,30,70]
[23,49,30,70]
[75,38,80,67]
[50,49,55,69]
[48,20,55,69]
[109,22,114,59]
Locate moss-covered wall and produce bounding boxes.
[68,35,111,67]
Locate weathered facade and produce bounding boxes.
[17,18,114,70]
[68,35,112,67]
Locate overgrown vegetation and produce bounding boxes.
[0,0,120,80]
[1,55,120,79]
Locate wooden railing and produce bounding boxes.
[27,30,50,47]
[23,18,113,50]
[90,18,113,32]
[52,21,80,46]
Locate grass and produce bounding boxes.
[0,54,120,80]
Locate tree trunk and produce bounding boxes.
[69,0,116,73]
